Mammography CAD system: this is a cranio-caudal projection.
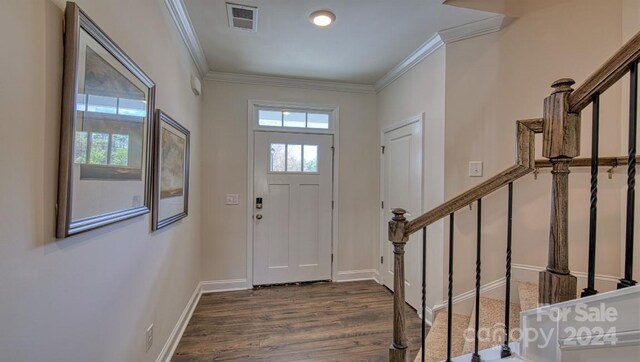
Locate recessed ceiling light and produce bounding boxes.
[310,10,335,27]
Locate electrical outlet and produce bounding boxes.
[146,324,153,351]
[225,194,239,205]
[469,161,483,177]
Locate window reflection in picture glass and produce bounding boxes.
[110,134,129,166]
[90,133,109,164]
[56,2,156,238]
[74,131,88,164]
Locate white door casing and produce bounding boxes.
[253,131,333,285]
[381,116,423,310]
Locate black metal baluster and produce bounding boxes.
[472,199,482,362]
[421,227,427,362]
[583,93,600,297]
[447,213,454,362]
[620,61,639,289]
[501,183,513,358]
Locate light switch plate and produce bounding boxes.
[225,194,239,205]
[469,161,483,177]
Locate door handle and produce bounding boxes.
[256,214,263,220]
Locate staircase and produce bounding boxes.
[386,31,640,362]
[414,285,525,362]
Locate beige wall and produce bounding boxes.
[378,0,633,310]
[200,81,378,283]
[0,1,202,361]
[377,46,446,318]
[444,0,625,296]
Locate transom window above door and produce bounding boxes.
[258,109,330,130]
[270,143,318,173]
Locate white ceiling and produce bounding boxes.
[183,0,498,84]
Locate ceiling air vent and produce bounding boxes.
[226,3,258,32]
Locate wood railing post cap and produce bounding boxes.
[391,208,407,221]
[551,78,575,94]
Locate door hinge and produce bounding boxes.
[381,201,384,209]
[381,145,385,154]
[331,200,334,209]
[331,146,335,155]
[331,254,334,263]
[380,256,383,264]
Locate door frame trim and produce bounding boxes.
[247,100,340,287]
[378,113,424,286]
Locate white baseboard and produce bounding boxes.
[200,278,249,293]
[156,279,249,361]
[433,277,507,314]
[336,269,379,282]
[512,263,621,291]
[432,263,622,316]
[156,282,202,362]
[417,305,435,327]
[372,270,381,284]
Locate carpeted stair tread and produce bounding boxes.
[462,297,521,355]
[413,310,470,362]
[517,281,539,312]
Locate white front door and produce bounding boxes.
[382,120,422,310]
[253,131,333,285]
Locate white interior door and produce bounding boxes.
[382,120,422,310]
[253,131,333,285]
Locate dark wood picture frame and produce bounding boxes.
[56,2,156,238]
[152,110,190,230]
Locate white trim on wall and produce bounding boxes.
[156,282,202,362]
[246,100,341,287]
[374,34,444,91]
[164,1,511,94]
[374,15,512,92]
[164,0,209,76]
[200,279,249,293]
[432,264,623,313]
[206,71,376,94]
[438,15,512,44]
[336,269,380,283]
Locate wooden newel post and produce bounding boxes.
[389,208,410,362]
[540,78,579,304]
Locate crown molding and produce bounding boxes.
[204,71,376,94]
[438,14,513,44]
[374,14,512,92]
[374,33,445,92]
[166,0,510,93]
[164,0,209,76]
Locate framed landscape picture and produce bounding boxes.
[152,110,190,230]
[56,2,156,238]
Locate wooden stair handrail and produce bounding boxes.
[405,119,542,236]
[569,31,640,113]
[535,156,640,168]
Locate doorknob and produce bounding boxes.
[256,214,263,220]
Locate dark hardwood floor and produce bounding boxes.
[173,280,425,361]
